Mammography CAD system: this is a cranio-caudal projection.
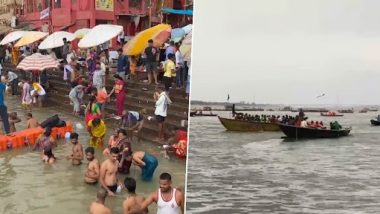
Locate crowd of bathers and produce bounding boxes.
[31,126,185,213]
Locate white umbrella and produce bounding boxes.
[38,31,75,50]
[78,24,123,48]
[182,30,192,45]
[74,28,90,39]
[0,31,28,45]
[17,53,59,71]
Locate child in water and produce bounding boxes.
[9,112,21,133]
[26,113,39,128]
[103,129,120,157]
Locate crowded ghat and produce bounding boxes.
[0,23,190,214]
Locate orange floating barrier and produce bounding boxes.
[0,135,9,151]
[0,123,72,151]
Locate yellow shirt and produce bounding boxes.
[87,119,106,138]
[164,60,175,78]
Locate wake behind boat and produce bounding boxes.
[218,116,280,132]
[278,123,351,139]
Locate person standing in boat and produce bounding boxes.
[299,108,305,121]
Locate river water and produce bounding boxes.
[0,96,185,214]
[187,110,380,213]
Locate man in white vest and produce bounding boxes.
[132,172,184,214]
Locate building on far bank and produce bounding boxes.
[0,0,22,35]
[15,0,192,36]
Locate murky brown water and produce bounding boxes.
[0,96,186,214]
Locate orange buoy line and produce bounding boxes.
[0,122,73,151]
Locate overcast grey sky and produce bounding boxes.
[190,0,380,105]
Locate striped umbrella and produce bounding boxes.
[17,53,60,71]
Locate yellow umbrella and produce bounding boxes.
[14,31,48,47]
[74,28,90,39]
[123,24,171,56]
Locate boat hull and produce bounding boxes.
[370,120,380,126]
[191,114,218,117]
[218,117,280,132]
[278,124,351,139]
[320,113,344,117]
[190,111,218,117]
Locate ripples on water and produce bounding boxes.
[0,97,185,214]
[186,111,380,213]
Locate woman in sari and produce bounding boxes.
[33,128,57,164]
[21,78,32,112]
[108,74,126,116]
[11,46,19,65]
[116,129,132,174]
[87,118,106,149]
[85,96,101,124]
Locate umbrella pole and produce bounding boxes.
[149,0,152,28]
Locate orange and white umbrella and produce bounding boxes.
[123,24,171,56]
[14,31,48,47]
[17,53,59,71]
[0,31,28,45]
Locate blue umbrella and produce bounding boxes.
[171,28,186,41]
[182,24,192,34]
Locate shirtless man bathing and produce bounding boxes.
[84,146,100,184]
[66,132,84,165]
[100,147,122,196]
[89,188,112,214]
[122,177,148,214]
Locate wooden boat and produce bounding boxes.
[190,110,217,117]
[370,119,380,126]
[338,109,354,113]
[320,112,344,117]
[359,109,368,113]
[291,108,329,113]
[278,124,351,139]
[218,116,280,132]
